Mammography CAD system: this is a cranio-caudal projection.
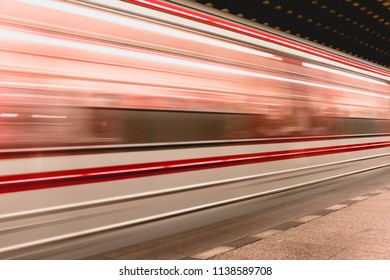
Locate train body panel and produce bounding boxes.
[0,0,389,258]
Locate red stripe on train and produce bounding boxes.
[125,0,389,78]
[0,141,389,194]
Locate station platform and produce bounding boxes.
[184,186,390,260]
[90,171,390,261]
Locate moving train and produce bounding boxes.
[1,0,389,259]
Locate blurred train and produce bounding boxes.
[1,0,390,259]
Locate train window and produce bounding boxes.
[2,105,390,149]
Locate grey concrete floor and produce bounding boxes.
[210,189,390,260]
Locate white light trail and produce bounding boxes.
[302,62,388,86]
[20,0,279,59]
[31,114,67,119]
[0,113,18,118]
[1,26,388,100]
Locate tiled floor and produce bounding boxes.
[182,186,390,260]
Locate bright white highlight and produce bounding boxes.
[303,62,388,86]
[0,113,18,118]
[1,27,388,99]
[20,0,279,60]
[31,114,68,119]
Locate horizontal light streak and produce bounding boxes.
[31,114,67,119]
[302,62,388,86]
[17,0,390,78]
[127,0,390,78]
[0,81,96,91]
[2,27,388,100]
[0,113,18,118]
[0,113,67,119]
[0,141,390,194]
[0,174,81,186]
[133,0,211,21]
[20,0,279,59]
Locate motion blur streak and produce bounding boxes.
[1,141,389,195]
[1,27,387,99]
[302,63,389,86]
[127,0,390,78]
[0,0,389,259]
[19,0,278,59]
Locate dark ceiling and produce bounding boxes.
[189,0,389,68]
